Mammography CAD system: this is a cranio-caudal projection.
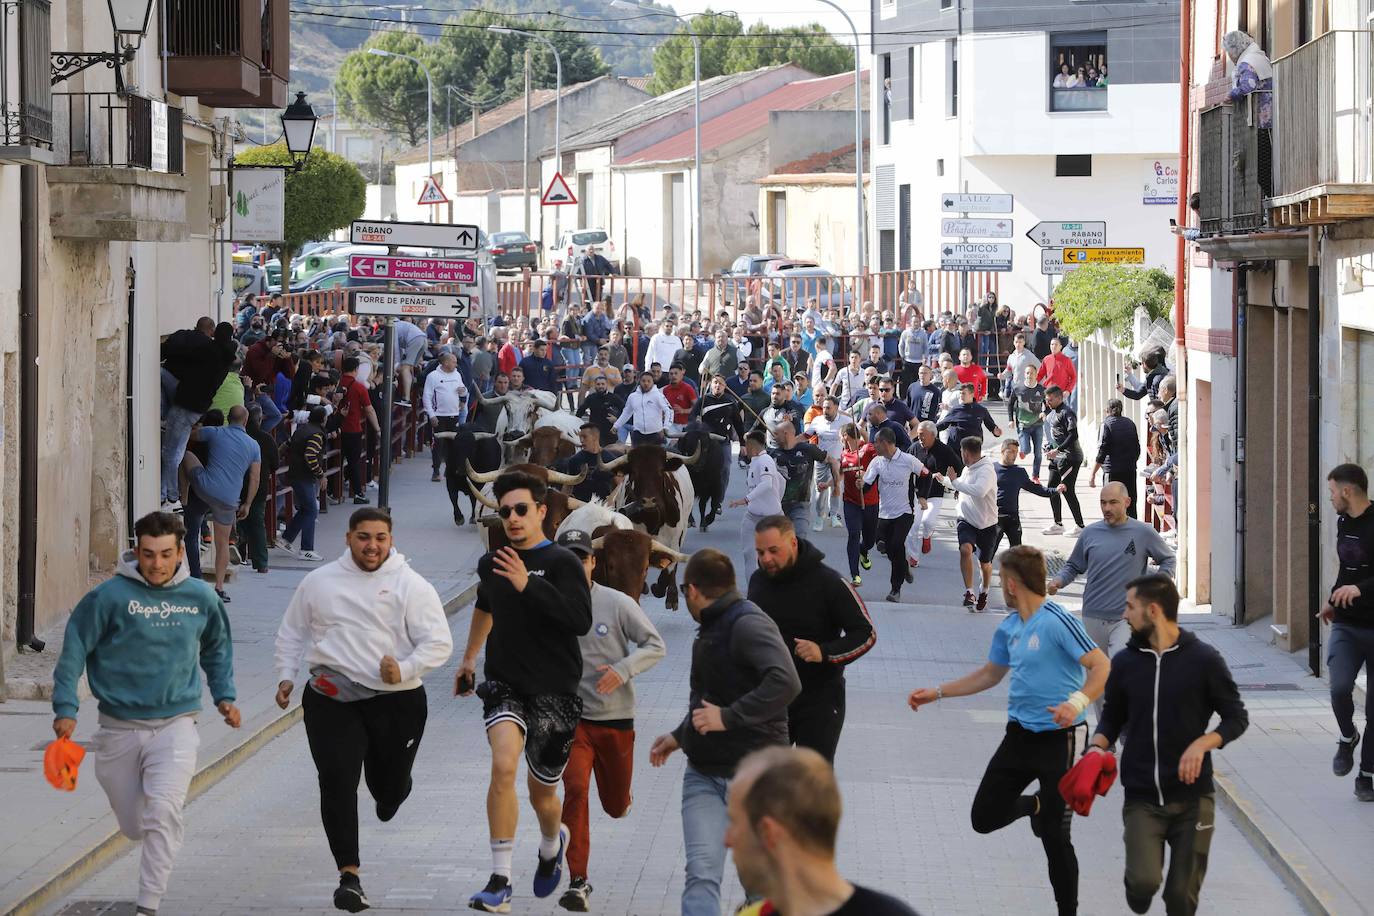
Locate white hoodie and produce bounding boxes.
[273,549,453,691]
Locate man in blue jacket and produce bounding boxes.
[1088,574,1247,916]
[52,511,239,916]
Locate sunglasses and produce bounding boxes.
[879,387,893,393]
[498,502,537,519]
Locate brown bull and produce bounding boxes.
[599,444,700,610]
[523,426,576,467]
[466,462,587,551]
[587,529,685,602]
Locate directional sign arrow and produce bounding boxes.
[943,198,954,208]
[456,227,475,247]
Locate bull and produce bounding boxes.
[669,420,729,532]
[472,388,561,464]
[555,502,688,602]
[465,462,588,551]
[599,444,701,611]
[432,426,502,525]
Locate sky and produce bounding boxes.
[665,0,873,64]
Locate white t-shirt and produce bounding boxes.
[744,452,784,516]
[810,349,835,388]
[863,450,927,519]
[805,413,850,461]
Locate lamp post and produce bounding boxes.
[51,0,156,91]
[280,92,318,171]
[611,1,702,278]
[368,46,433,222]
[814,0,865,279]
[489,25,562,252]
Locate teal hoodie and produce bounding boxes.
[52,549,236,721]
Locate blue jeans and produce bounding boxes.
[1018,423,1045,477]
[561,348,583,390]
[256,393,282,433]
[160,367,178,420]
[681,765,730,916]
[784,502,811,539]
[282,478,319,551]
[161,405,200,502]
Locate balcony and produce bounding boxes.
[0,0,53,163]
[1050,87,1107,112]
[165,0,288,108]
[1197,99,1267,235]
[47,91,188,241]
[1269,30,1374,227]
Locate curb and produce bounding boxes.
[1213,771,1335,916]
[4,579,478,916]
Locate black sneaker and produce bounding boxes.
[558,877,592,912]
[334,873,370,912]
[1357,775,1374,802]
[376,777,412,822]
[976,591,989,612]
[1335,730,1360,777]
[962,590,976,610]
[903,566,913,584]
[859,551,871,570]
[353,495,370,505]
[469,874,512,912]
[885,589,900,602]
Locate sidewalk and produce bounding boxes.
[0,447,487,916]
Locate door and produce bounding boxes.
[578,173,594,229]
[667,173,687,277]
[898,183,911,270]
[770,191,787,254]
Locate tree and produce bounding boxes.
[335,31,445,147]
[647,12,851,94]
[1051,265,1175,348]
[233,144,367,273]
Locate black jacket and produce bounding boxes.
[673,593,801,777]
[287,422,326,482]
[936,402,999,449]
[746,539,876,689]
[162,327,237,412]
[905,382,943,424]
[1095,629,1248,804]
[1096,414,1141,474]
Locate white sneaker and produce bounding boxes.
[811,518,823,532]
[160,499,182,513]
[299,550,325,562]
[1067,526,1084,538]
[830,515,844,529]
[276,539,298,557]
[1042,523,1064,535]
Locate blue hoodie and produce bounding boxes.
[52,549,235,721]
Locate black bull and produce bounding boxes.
[673,422,728,532]
[433,425,502,524]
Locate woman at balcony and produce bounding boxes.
[1224,30,1273,130]
[1053,63,1074,88]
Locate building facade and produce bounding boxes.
[868,0,1181,306]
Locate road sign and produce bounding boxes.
[353,290,472,320]
[940,192,1013,214]
[1041,248,1079,275]
[417,176,449,206]
[350,220,480,250]
[940,242,1013,272]
[940,217,1013,239]
[349,254,476,285]
[1063,247,1145,264]
[1027,221,1107,248]
[543,172,577,206]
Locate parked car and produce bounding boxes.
[720,253,788,303]
[290,268,428,294]
[551,228,619,273]
[759,266,853,311]
[490,231,539,273]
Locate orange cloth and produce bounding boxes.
[44,736,86,792]
[1057,749,1117,816]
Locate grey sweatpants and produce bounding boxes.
[93,714,200,911]
[1084,615,1130,724]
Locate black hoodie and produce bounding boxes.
[747,539,876,689]
[1095,628,1248,804]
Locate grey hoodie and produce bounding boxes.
[1052,519,1177,619]
[576,582,667,721]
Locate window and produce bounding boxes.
[946,39,958,117]
[1056,154,1093,177]
[941,0,953,8]
[936,158,944,176]
[881,53,892,144]
[1049,32,1108,112]
[908,46,917,116]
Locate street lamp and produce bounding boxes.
[489,25,563,250]
[281,92,318,171]
[813,0,865,279]
[369,46,434,222]
[611,1,702,278]
[51,0,156,90]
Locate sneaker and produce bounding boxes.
[334,873,370,912]
[962,590,975,610]
[215,588,231,604]
[353,495,371,505]
[1335,731,1361,777]
[160,498,182,513]
[368,480,379,489]
[976,591,989,612]
[558,877,592,912]
[1042,523,1064,535]
[851,575,862,587]
[469,874,512,913]
[432,470,442,482]
[299,550,325,562]
[860,552,872,570]
[904,566,913,584]
[395,399,411,408]
[885,589,900,602]
[276,539,298,558]
[908,555,920,569]
[1067,526,1084,538]
[876,541,887,556]
[1357,775,1374,802]
[921,537,932,554]
[830,515,844,529]
[533,824,570,898]
[376,777,412,822]
[811,518,823,532]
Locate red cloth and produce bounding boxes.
[498,343,520,377]
[1058,749,1117,816]
[955,364,989,401]
[44,736,86,792]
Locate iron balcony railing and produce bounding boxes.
[1272,29,1373,197]
[51,91,184,172]
[1198,98,1267,234]
[0,0,52,149]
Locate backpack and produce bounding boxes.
[540,285,554,312]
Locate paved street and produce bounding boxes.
[37,443,1308,916]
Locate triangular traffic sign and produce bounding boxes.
[542,171,577,206]
[417,176,449,206]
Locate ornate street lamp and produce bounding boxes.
[51,0,156,90]
[281,92,318,171]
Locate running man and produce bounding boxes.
[730,430,783,581]
[1090,575,1248,916]
[839,423,879,586]
[994,438,1063,550]
[909,421,960,566]
[804,395,850,531]
[909,546,1109,916]
[935,436,999,612]
[274,507,454,913]
[52,511,239,916]
[863,427,928,602]
[457,470,593,911]
[556,529,666,911]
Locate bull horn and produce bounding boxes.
[591,536,607,549]
[546,467,589,486]
[709,433,728,442]
[472,432,497,440]
[466,461,502,484]
[679,443,704,467]
[599,453,630,472]
[476,390,509,407]
[664,430,684,439]
[477,514,503,527]
[433,430,459,440]
[566,497,587,509]
[467,481,499,509]
[650,539,690,563]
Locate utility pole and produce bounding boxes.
[523,48,531,238]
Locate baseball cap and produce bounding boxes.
[557,529,594,557]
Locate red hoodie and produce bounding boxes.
[1037,352,1077,392]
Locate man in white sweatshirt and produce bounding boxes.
[422,349,469,483]
[936,436,1000,612]
[273,508,454,913]
[729,430,783,581]
[555,528,666,912]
